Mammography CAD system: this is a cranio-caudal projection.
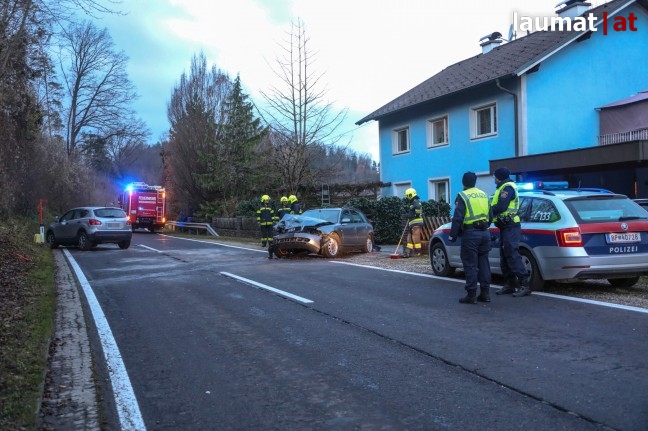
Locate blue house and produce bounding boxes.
[356,0,648,204]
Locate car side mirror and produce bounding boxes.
[54,216,59,222]
[341,217,351,223]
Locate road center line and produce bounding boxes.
[63,249,147,431]
[220,272,314,304]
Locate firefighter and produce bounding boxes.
[277,196,291,220]
[256,195,275,248]
[288,194,302,214]
[448,172,492,304]
[491,167,531,297]
[402,188,424,258]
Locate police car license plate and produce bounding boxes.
[606,232,640,244]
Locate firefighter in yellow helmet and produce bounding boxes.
[288,194,302,214]
[277,196,291,220]
[402,187,424,258]
[256,194,275,249]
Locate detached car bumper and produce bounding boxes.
[272,232,321,254]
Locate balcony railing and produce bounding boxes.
[598,128,648,145]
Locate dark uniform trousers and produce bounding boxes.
[498,224,528,282]
[460,227,491,291]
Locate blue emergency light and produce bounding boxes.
[516,181,569,191]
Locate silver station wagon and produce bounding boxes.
[429,182,648,290]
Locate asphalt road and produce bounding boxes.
[49,232,648,431]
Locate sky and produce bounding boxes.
[91,0,606,163]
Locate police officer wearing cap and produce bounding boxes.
[448,172,492,304]
[491,167,531,297]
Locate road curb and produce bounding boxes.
[38,251,100,430]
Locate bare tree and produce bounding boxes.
[260,19,349,195]
[57,20,138,156]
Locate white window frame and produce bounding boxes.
[394,182,411,199]
[427,115,449,148]
[470,102,497,139]
[392,126,410,155]
[428,178,449,203]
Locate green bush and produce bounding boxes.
[345,196,451,244]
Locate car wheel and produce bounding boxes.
[118,240,131,250]
[362,235,373,253]
[274,248,290,258]
[608,276,640,288]
[77,231,91,251]
[430,242,455,277]
[46,231,59,249]
[520,248,544,291]
[322,233,341,258]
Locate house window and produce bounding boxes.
[393,127,410,154]
[395,183,411,199]
[471,103,497,138]
[427,116,448,148]
[429,180,449,203]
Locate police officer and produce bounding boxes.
[277,196,291,220]
[402,188,424,258]
[256,195,275,249]
[491,167,531,297]
[288,194,302,215]
[448,172,492,304]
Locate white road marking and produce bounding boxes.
[138,244,161,252]
[221,272,314,304]
[332,261,648,314]
[63,249,147,431]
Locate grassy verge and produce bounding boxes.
[0,219,56,430]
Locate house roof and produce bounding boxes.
[356,0,634,125]
[598,89,648,108]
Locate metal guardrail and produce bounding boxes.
[165,221,219,237]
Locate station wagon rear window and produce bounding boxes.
[564,196,648,223]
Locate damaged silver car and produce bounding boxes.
[270,208,374,258]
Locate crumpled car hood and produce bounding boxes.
[274,214,333,233]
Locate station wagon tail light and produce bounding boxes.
[556,227,582,247]
[88,219,102,226]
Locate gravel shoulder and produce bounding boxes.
[340,245,648,310]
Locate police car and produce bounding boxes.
[429,182,648,290]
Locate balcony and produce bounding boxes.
[598,128,648,146]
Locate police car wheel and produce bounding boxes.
[430,242,455,277]
[520,248,544,291]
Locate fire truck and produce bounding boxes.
[118,182,167,232]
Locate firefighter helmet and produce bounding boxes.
[261,194,270,203]
[288,195,298,204]
[280,196,288,203]
[405,188,417,199]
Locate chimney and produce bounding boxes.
[479,32,503,54]
[555,0,592,19]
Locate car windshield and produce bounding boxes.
[94,208,126,218]
[564,196,648,223]
[301,209,340,223]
